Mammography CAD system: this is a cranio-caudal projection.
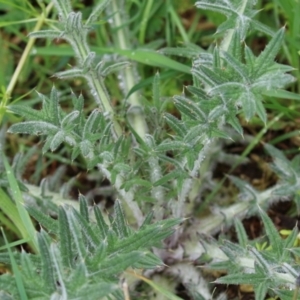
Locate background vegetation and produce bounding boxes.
[0,0,300,299]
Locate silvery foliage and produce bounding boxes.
[5,0,300,298]
[0,196,180,299]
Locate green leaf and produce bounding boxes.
[74,282,117,299]
[253,28,285,77]
[258,208,283,260]
[71,207,100,250]
[58,206,73,269]
[210,128,232,140]
[156,141,186,152]
[121,178,152,191]
[113,200,129,239]
[255,99,267,125]
[283,226,298,251]
[101,61,131,76]
[33,45,189,73]
[101,48,191,74]
[153,72,161,111]
[49,87,61,126]
[8,105,44,121]
[50,130,65,151]
[79,140,94,158]
[244,45,255,76]
[79,194,89,222]
[174,95,206,121]
[221,51,249,82]
[86,0,110,24]
[159,46,203,58]
[153,170,186,187]
[192,66,224,87]
[140,211,154,229]
[254,282,268,300]
[241,90,256,121]
[29,30,62,40]
[8,121,58,135]
[94,206,109,240]
[132,251,162,269]
[61,110,80,129]
[186,85,208,100]
[164,113,186,137]
[215,272,266,285]
[82,52,95,73]
[38,231,56,293]
[248,246,272,277]
[234,219,248,249]
[98,251,143,277]
[227,114,243,135]
[26,205,58,235]
[54,68,84,79]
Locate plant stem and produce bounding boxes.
[109,0,148,139]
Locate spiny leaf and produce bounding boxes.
[86,0,113,25]
[8,121,58,135]
[38,231,56,293]
[253,28,285,78]
[8,105,45,121]
[258,208,283,260]
[248,246,272,277]
[29,30,62,40]
[164,113,187,137]
[241,90,256,121]
[49,86,61,126]
[79,194,89,222]
[215,272,266,285]
[58,206,73,269]
[97,251,143,277]
[112,200,129,238]
[50,130,65,151]
[61,110,80,129]
[174,95,206,121]
[153,72,161,111]
[221,51,249,82]
[234,219,248,249]
[101,61,131,76]
[186,85,208,100]
[26,206,58,235]
[94,206,109,239]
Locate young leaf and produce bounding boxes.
[164,113,187,137]
[94,206,109,240]
[215,272,266,286]
[79,194,89,222]
[38,231,56,293]
[50,130,65,151]
[253,28,285,78]
[258,208,283,260]
[153,72,161,111]
[112,200,129,239]
[58,206,73,269]
[241,90,256,121]
[8,121,58,135]
[174,95,207,121]
[234,219,248,249]
[26,206,58,235]
[101,61,131,76]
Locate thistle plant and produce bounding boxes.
[2,0,300,299]
[0,196,180,299]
